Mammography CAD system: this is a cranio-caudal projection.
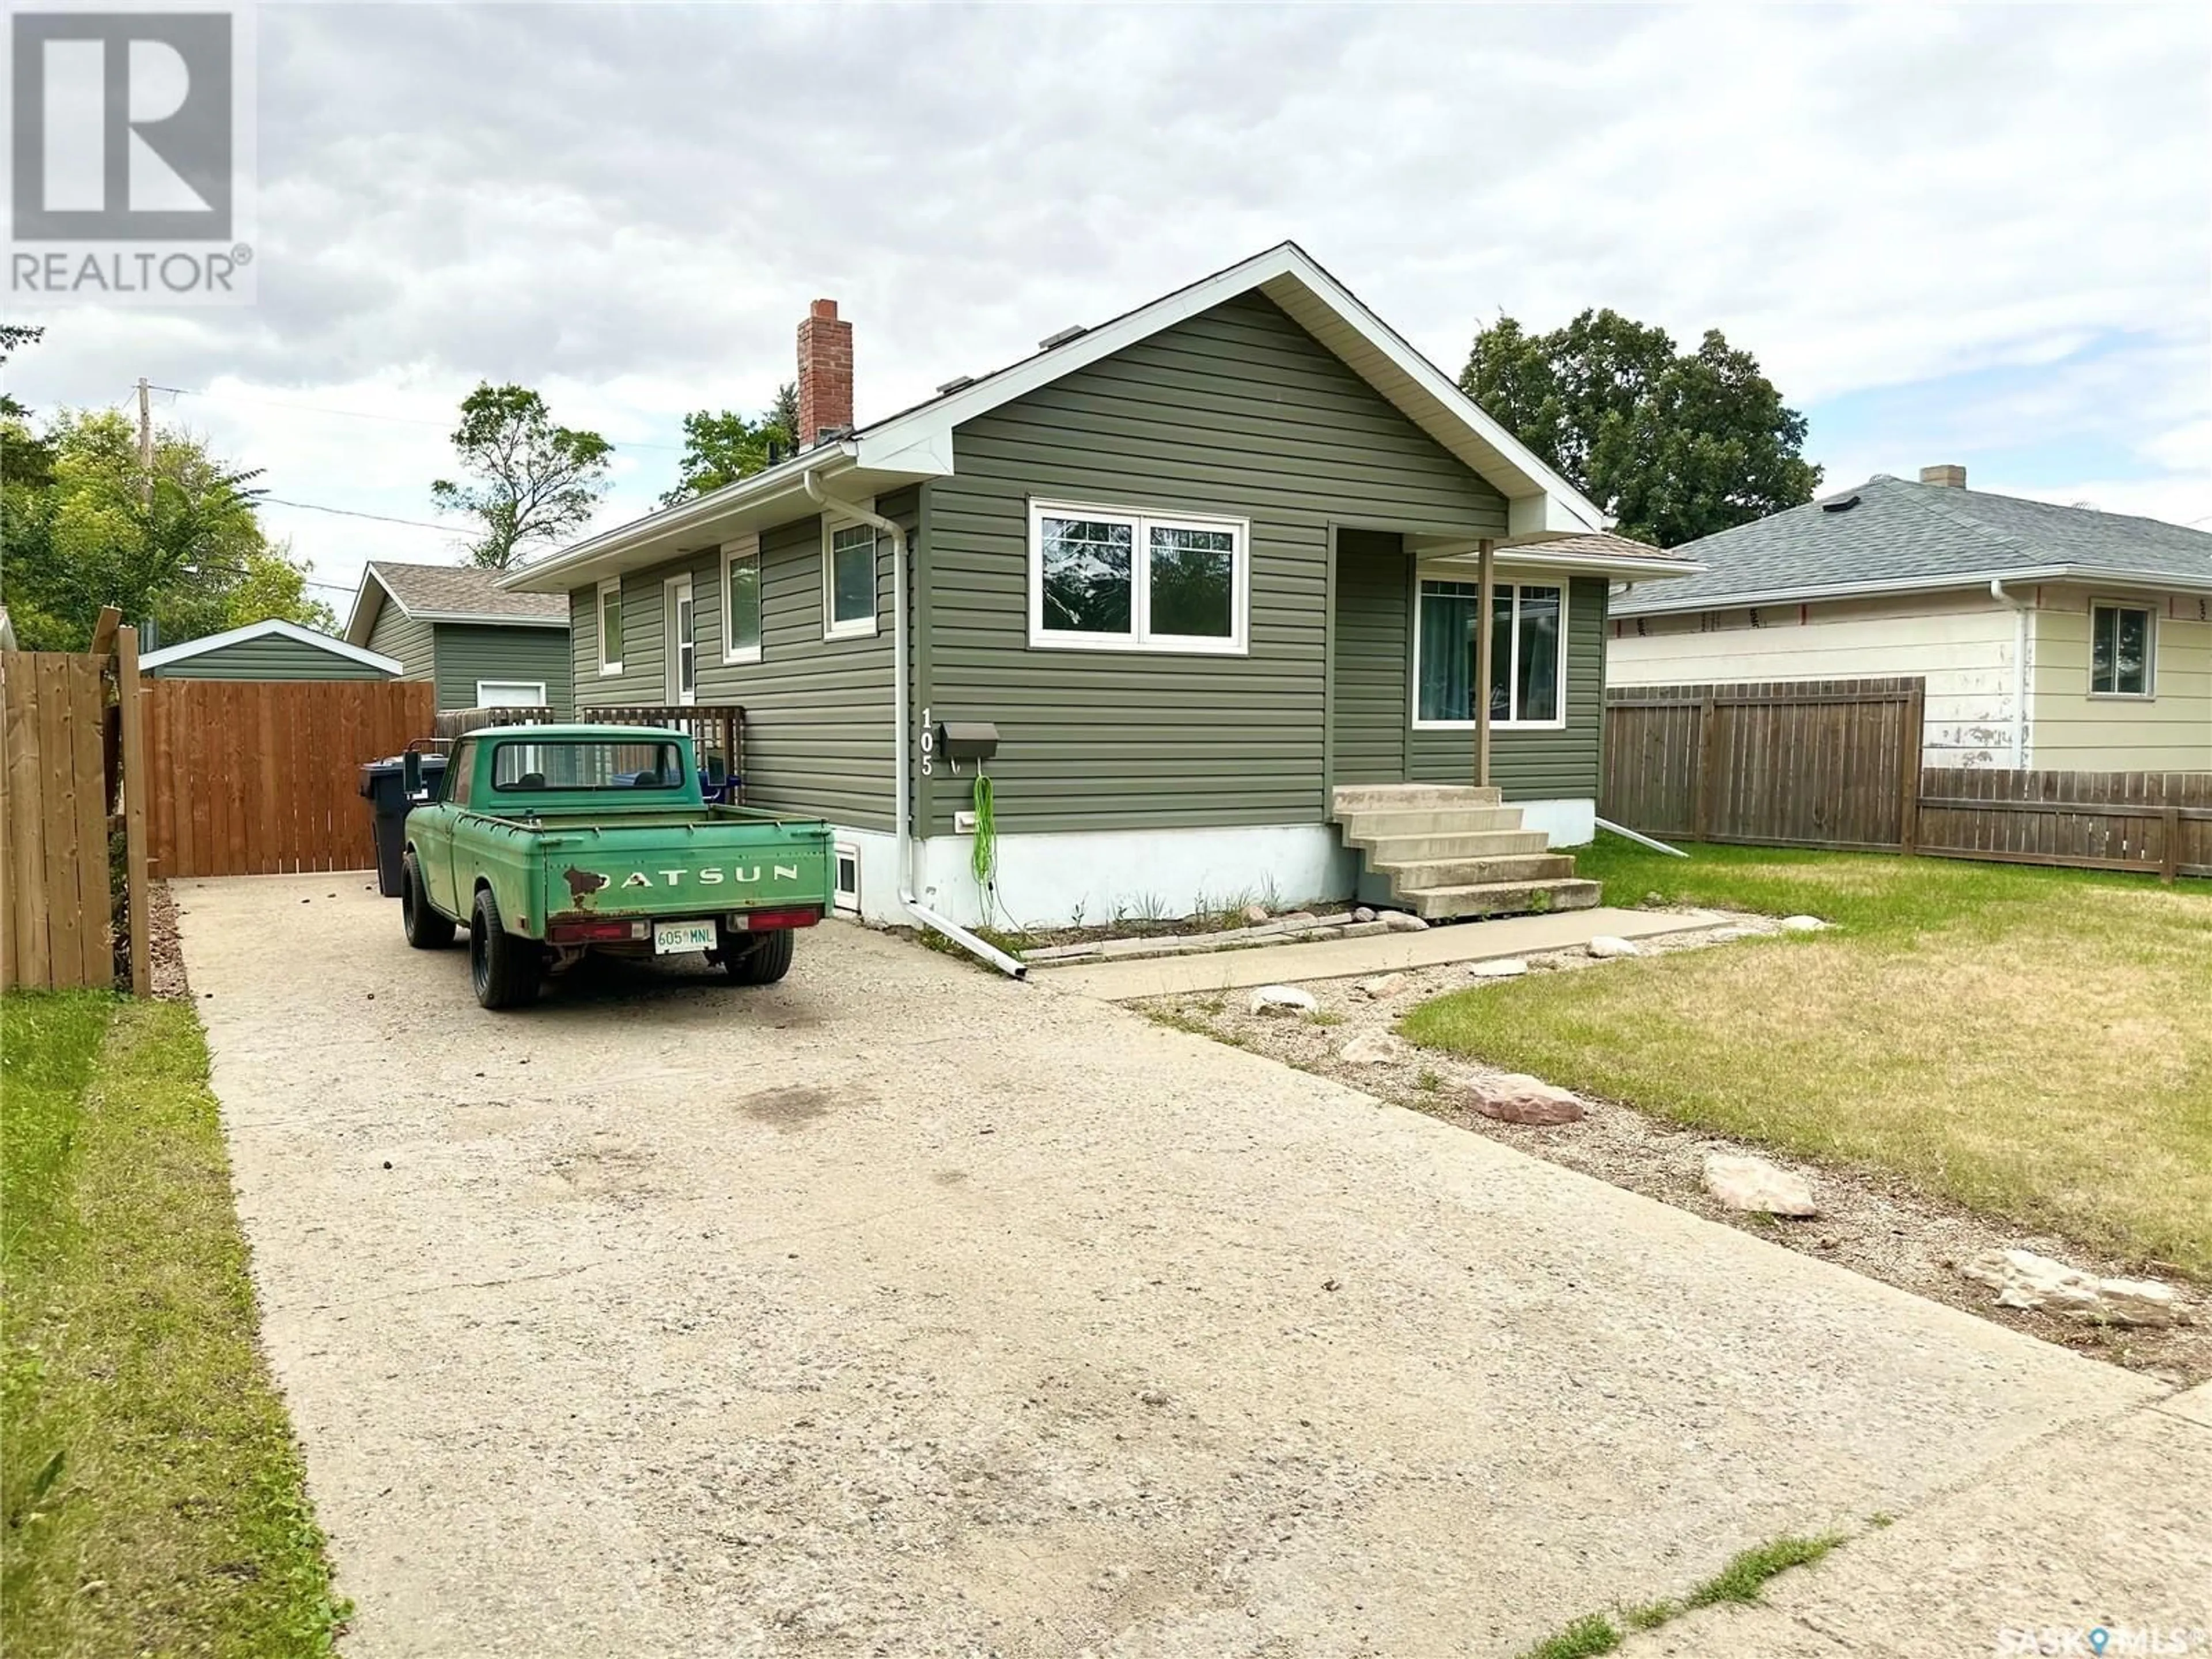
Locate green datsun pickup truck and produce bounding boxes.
[399,725,834,1009]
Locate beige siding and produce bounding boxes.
[2025,584,2212,770]
[1609,589,2024,767]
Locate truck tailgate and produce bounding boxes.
[530,817,834,923]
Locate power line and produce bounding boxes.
[157,384,687,450]
[261,496,455,532]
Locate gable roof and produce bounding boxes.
[141,618,402,673]
[348,560,570,643]
[1616,475,2212,616]
[505,242,1615,594]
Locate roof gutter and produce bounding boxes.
[801,468,1025,980]
[1990,578,2033,771]
[1613,562,2212,618]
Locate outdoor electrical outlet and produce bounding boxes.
[954,810,979,833]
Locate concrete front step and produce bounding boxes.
[1330,785,1503,812]
[1374,853,1581,889]
[1339,807,1530,840]
[1350,826,1550,860]
[1408,878,1602,922]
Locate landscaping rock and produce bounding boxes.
[1242,903,1271,925]
[1465,1074,1585,1126]
[1352,906,1377,923]
[1338,1032,1406,1065]
[1248,984,1319,1017]
[1356,973,1410,999]
[1279,911,1320,927]
[1586,935,1642,959]
[1702,1154,1818,1217]
[1959,1248,2184,1327]
[1468,957,1528,979]
[1779,915,1829,933]
[1381,911,1428,933]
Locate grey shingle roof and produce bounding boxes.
[367,561,568,623]
[1510,531,1677,565]
[1614,475,2212,615]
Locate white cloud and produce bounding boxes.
[10,1,2207,601]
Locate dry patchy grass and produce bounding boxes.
[1403,841,2212,1277]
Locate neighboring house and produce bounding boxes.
[141,618,400,681]
[1609,468,2212,770]
[344,561,573,714]
[504,243,1695,929]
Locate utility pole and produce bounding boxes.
[137,376,153,509]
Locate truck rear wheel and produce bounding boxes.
[722,925,795,986]
[470,888,541,1010]
[402,852,456,949]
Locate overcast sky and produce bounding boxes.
[8,3,2208,613]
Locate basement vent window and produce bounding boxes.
[833,842,861,914]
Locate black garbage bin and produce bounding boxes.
[359,753,448,897]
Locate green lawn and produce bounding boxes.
[1402,836,2212,1277]
[2,992,347,1657]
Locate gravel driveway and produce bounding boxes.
[177,873,2163,1658]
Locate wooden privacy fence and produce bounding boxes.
[2,650,118,990]
[1603,677,2208,881]
[146,679,434,877]
[1604,679,1925,853]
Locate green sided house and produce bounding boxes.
[344,560,574,715]
[141,618,401,681]
[503,243,1695,932]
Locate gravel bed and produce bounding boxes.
[1136,912,2210,1387]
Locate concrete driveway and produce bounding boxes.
[178,873,2180,1657]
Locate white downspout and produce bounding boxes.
[1990,578,2032,770]
[805,469,1025,978]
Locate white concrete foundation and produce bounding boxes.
[826,801,1596,929]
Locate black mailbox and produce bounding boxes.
[937,721,1000,762]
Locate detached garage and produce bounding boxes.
[142,619,402,681]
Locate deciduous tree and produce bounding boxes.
[1460,309,1821,547]
[431,383,612,569]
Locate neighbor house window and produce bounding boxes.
[597,577,623,675]
[475,680,547,709]
[722,536,762,664]
[824,519,878,639]
[1027,500,1248,654]
[2090,601,2153,696]
[1415,578,1565,726]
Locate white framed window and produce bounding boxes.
[1412,577,1566,729]
[2089,599,2154,698]
[1027,499,1248,654]
[475,680,547,708]
[722,536,763,665]
[663,573,696,705]
[596,577,623,675]
[823,516,878,639]
[832,840,861,915]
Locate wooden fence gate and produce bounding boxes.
[146,679,435,877]
[1603,678,1925,852]
[2,650,117,990]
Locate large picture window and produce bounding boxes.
[2090,600,2153,696]
[1028,501,1248,654]
[1415,578,1564,727]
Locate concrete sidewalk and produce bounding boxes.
[1619,1382,2212,1657]
[1031,904,1727,999]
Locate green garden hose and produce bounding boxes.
[971,771,998,888]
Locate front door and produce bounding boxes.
[664,575,696,706]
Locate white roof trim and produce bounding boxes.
[1426,548,1706,580]
[345,565,400,644]
[1613,563,2212,616]
[506,242,1609,593]
[141,618,402,673]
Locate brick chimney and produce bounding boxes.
[1920,464,1967,488]
[796,298,853,449]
